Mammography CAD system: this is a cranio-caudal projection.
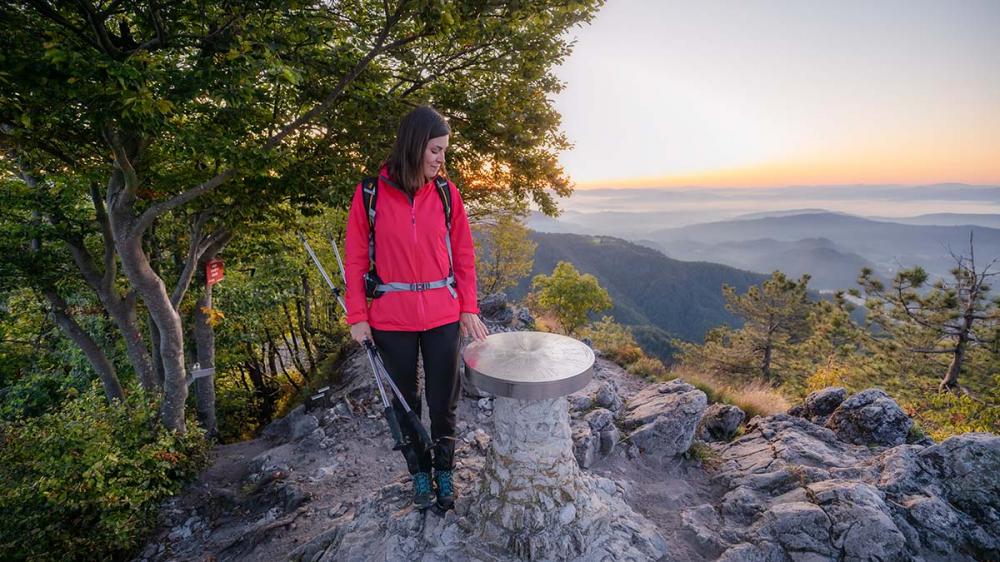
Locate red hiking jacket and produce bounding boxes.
[344,169,480,331]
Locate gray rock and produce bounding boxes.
[804,387,847,417]
[826,388,912,446]
[478,293,510,320]
[599,426,620,455]
[722,486,767,525]
[594,381,623,411]
[622,380,708,458]
[917,432,1000,551]
[566,393,593,412]
[680,504,728,554]
[572,423,599,469]
[262,405,320,442]
[512,307,535,329]
[755,501,834,559]
[298,427,326,450]
[583,407,614,432]
[717,542,790,562]
[805,480,906,562]
[699,403,746,442]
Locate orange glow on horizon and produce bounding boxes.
[573,150,1000,189]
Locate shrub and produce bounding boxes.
[0,383,209,561]
[668,366,790,417]
[627,356,669,379]
[726,380,791,418]
[905,387,1000,442]
[581,316,644,366]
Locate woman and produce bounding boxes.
[344,105,489,512]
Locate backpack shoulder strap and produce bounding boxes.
[433,177,455,278]
[433,177,452,230]
[361,177,378,266]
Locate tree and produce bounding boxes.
[473,212,537,296]
[1,0,603,432]
[530,261,611,335]
[723,271,812,382]
[674,271,813,384]
[853,234,999,393]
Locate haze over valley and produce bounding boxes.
[528,184,1000,292]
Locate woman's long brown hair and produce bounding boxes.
[384,105,451,196]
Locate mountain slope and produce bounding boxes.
[647,237,874,291]
[508,232,769,349]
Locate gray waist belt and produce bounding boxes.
[377,275,457,298]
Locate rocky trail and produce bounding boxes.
[136,300,1000,562]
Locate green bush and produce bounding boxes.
[0,383,209,562]
[581,316,644,366]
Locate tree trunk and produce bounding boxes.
[245,356,277,424]
[43,289,125,402]
[193,280,219,438]
[939,336,966,392]
[301,274,314,334]
[114,228,189,432]
[106,293,158,392]
[294,296,316,376]
[281,302,309,378]
[148,314,165,387]
[761,341,773,383]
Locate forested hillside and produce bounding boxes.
[507,232,769,358]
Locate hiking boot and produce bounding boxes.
[434,469,455,512]
[411,472,434,510]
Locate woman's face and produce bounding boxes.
[422,134,449,181]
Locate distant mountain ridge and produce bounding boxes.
[637,236,874,291]
[866,213,1000,229]
[648,211,1000,288]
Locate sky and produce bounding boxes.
[552,0,1000,189]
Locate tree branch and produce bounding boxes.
[170,212,212,310]
[909,347,958,354]
[89,182,117,288]
[74,0,123,57]
[25,0,102,51]
[132,13,423,236]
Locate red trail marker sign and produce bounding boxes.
[206,259,225,286]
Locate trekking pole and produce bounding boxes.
[329,237,433,452]
[366,337,434,451]
[299,233,407,450]
[299,233,347,312]
[300,233,432,451]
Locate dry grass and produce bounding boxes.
[667,365,791,418]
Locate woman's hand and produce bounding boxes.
[460,312,489,341]
[349,321,372,344]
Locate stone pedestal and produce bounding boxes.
[462,332,667,561]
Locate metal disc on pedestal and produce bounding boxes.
[463,331,595,399]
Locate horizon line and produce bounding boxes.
[570,180,1000,191]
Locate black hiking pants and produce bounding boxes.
[371,320,461,474]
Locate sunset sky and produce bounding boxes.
[552,0,1000,189]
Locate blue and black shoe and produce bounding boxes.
[434,469,455,512]
[411,472,434,510]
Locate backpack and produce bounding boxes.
[361,175,456,298]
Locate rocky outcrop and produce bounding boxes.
[622,379,708,458]
[568,377,627,468]
[825,388,913,446]
[787,386,846,426]
[140,330,999,562]
[689,412,1000,562]
[698,403,746,442]
[789,387,914,447]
